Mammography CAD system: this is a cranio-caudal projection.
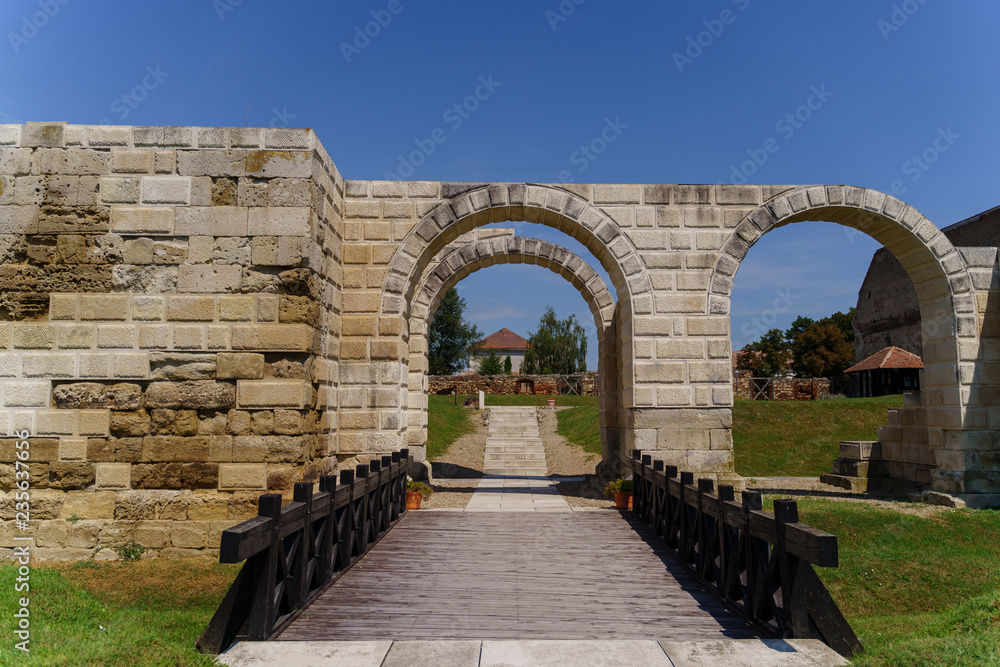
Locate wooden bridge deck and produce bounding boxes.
[277,510,763,642]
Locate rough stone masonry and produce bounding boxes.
[0,122,997,558]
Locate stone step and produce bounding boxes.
[819,473,869,492]
[839,441,880,459]
[485,446,546,454]
[483,468,548,476]
[484,453,546,462]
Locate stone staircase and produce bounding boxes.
[482,406,547,476]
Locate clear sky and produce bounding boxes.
[4,1,998,369]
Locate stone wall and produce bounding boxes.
[733,375,832,401]
[0,123,347,559]
[2,123,998,558]
[427,373,598,397]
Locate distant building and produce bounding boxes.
[468,328,529,373]
[845,346,923,397]
[854,204,1000,360]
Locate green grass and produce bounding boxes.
[555,403,601,455]
[734,395,904,477]
[763,497,1000,666]
[0,559,238,666]
[426,395,477,460]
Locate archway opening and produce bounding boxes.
[713,187,976,492]
[410,232,619,480]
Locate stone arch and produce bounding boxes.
[710,185,983,491]
[412,236,615,336]
[380,183,653,319]
[405,236,623,469]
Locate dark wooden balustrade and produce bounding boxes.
[629,450,863,659]
[196,450,411,654]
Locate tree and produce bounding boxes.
[428,288,482,376]
[521,307,587,374]
[503,355,512,375]
[478,349,504,375]
[817,308,856,345]
[737,329,790,377]
[785,316,815,342]
[790,322,854,377]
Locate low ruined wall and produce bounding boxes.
[428,373,598,396]
[733,375,831,401]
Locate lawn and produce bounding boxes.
[734,395,904,477]
[769,497,1000,666]
[0,558,238,666]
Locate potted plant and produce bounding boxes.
[603,478,634,510]
[406,479,433,510]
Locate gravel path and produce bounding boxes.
[429,411,487,479]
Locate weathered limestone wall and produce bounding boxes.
[0,123,346,558]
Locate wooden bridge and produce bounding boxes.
[278,511,759,641]
[197,451,861,664]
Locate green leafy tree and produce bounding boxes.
[790,322,854,377]
[737,329,790,377]
[521,307,588,374]
[785,316,815,342]
[428,288,482,376]
[503,355,512,375]
[478,349,504,375]
[817,308,856,345]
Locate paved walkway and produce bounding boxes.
[465,476,572,511]
[219,638,849,666]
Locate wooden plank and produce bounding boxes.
[277,511,761,642]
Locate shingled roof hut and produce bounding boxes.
[845,346,923,397]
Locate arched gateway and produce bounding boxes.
[407,235,622,473]
[1,125,998,558]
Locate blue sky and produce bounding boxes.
[4,0,998,369]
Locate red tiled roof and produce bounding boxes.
[845,346,923,373]
[473,328,529,351]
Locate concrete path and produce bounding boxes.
[465,476,572,512]
[217,638,850,666]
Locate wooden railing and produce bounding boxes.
[196,450,411,654]
[629,451,863,658]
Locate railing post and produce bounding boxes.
[355,464,370,552]
[741,490,763,618]
[696,478,714,577]
[774,499,801,638]
[369,458,382,535]
[340,468,355,562]
[717,484,736,600]
[381,455,393,531]
[292,482,313,605]
[318,474,337,581]
[248,493,282,640]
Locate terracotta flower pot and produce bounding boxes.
[614,491,632,510]
[547,398,555,407]
[406,491,422,510]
